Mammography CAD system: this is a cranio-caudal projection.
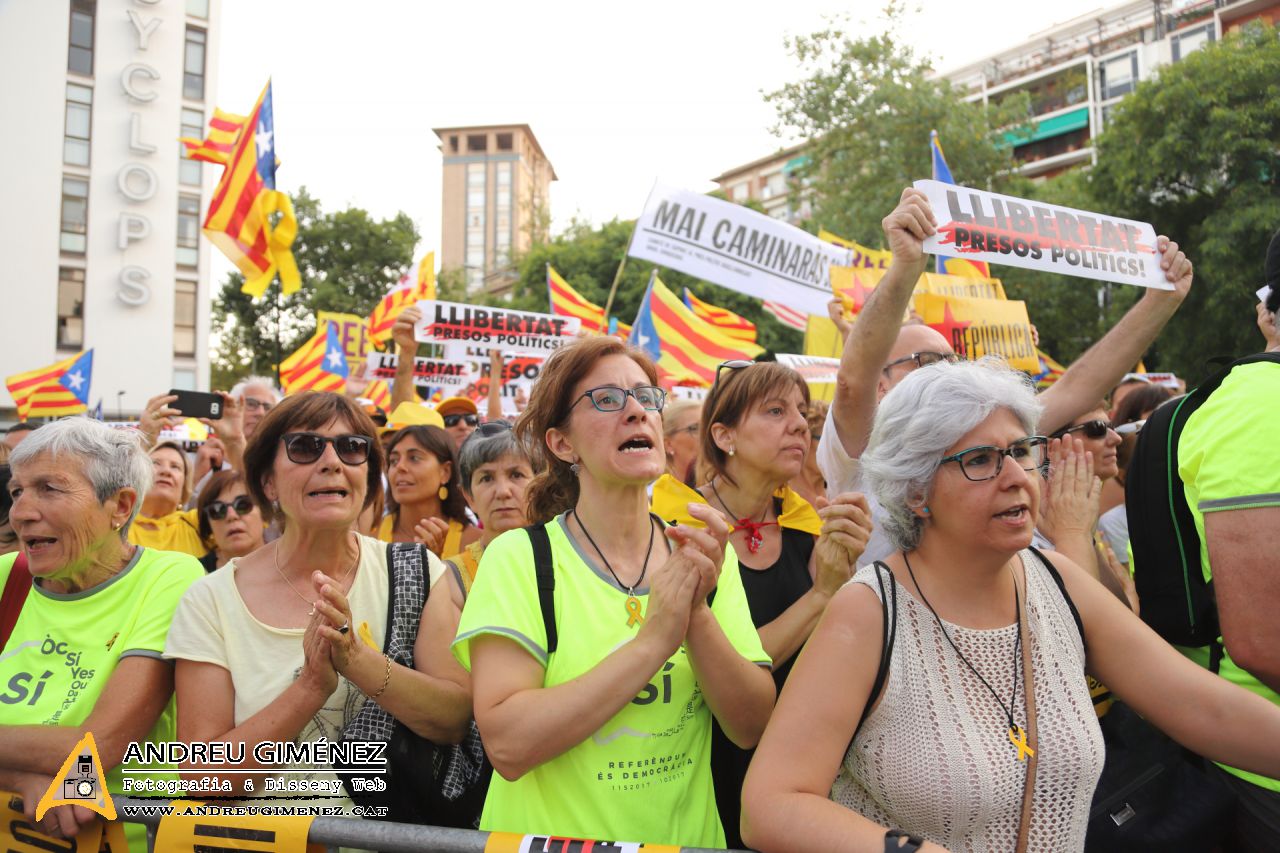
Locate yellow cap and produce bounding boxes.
[434,396,478,416]
[385,402,445,430]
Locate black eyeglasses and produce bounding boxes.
[204,495,255,520]
[715,360,754,387]
[882,351,961,375]
[1053,419,1113,440]
[574,385,666,413]
[938,436,1049,482]
[443,413,480,428]
[281,432,373,466]
[474,421,512,437]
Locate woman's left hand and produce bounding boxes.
[1039,437,1101,543]
[813,492,873,597]
[312,571,361,674]
[667,502,730,605]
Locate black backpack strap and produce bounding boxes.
[1028,546,1085,653]
[853,562,896,740]
[525,524,557,655]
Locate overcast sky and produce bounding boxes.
[211,0,1114,282]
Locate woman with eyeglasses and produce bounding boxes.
[453,336,775,847]
[651,360,872,848]
[441,422,537,596]
[378,425,480,558]
[741,359,1280,853]
[195,469,266,571]
[661,399,703,486]
[166,393,472,823]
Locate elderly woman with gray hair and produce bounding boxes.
[0,418,203,846]
[742,360,1280,853]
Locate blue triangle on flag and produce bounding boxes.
[57,350,94,406]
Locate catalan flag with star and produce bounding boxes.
[931,130,991,279]
[630,276,763,386]
[368,252,435,347]
[547,265,605,335]
[682,289,757,343]
[5,350,93,421]
[279,323,348,395]
[190,80,301,299]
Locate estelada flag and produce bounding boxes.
[682,288,757,344]
[279,323,348,395]
[180,108,247,165]
[931,130,992,279]
[630,276,763,387]
[547,265,605,334]
[368,252,435,347]
[198,80,301,299]
[916,293,1038,373]
[5,350,93,421]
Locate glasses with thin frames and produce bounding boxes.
[443,413,480,428]
[882,351,961,376]
[938,436,1049,482]
[474,420,513,438]
[1053,419,1113,440]
[243,397,275,413]
[715,359,754,387]
[574,385,666,413]
[281,432,373,466]
[204,495,256,521]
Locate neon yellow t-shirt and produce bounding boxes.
[128,508,206,558]
[452,514,770,847]
[1178,360,1280,791]
[0,546,204,850]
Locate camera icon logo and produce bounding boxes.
[62,755,97,800]
[37,732,117,822]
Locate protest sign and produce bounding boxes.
[361,352,478,388]
[915,293,1039,373]
[777,354,841,385]
[413,301,580,356]
[914,180,1170,290]
[915,272,1007,301]
[316,311,371,369]
[627,182,852,316]
[819,230,893,270]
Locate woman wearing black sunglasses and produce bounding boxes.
[166,392,473,823]
[194,469,266,572]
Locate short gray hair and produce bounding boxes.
[10,418,154,535]
[861,359,1042,551]
[457,425,539,492]
[230,376,280,402]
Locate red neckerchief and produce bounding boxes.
[733,517,778,554]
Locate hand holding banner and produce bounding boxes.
[413,301,581,356]
[914,180,1171,290]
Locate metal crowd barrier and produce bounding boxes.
[112,796,751,853]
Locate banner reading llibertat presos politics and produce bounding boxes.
[413,301,581,356]
[627,182,854,316]
[914,180,1171,290]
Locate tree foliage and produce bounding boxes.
[211,187,419,388]
[1086,22,1280,380]
[502,218,804,355]
[766,4,1031,242]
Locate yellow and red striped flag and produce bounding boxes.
[682,289,757,343]
[179,109,247,165]
[5,350,93,421]
[368,252,436,347]
[201,80,301,299]
[630,277,763,387]
[547,265,605,334]
[279,323,348,395]
[363,379,392,411]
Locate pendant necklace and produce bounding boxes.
[709,479,776,554]
[903,551,1035,763]
[573,509,656,628]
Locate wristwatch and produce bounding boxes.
[885,829,924,852]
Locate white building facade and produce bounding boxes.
[0,0,220,419]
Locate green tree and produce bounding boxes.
[210,187,419,388]
[1086,22,1280,380]
[503,218,804,355]
[766,4,1031,244]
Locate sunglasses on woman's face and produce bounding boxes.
[443,413,480,428]
[281,432,373,466]
[204,495,255,521]
[1054,419,1113,440]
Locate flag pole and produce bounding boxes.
[601,219,640,322]
[274,279,282,387]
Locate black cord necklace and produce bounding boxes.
[572,508,656,628]
[708,478,776,554]
[903,550,1032,762]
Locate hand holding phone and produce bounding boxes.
[167,389,223,420]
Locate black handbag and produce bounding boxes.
[336,543,490,830]
[1085,701,1236,852]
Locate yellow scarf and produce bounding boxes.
[649,473,823,536]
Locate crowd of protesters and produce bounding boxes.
[2,189,1280,853]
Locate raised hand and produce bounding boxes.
[413,516,451,555]
[1039,437,1101,544]
[812,492,873,597]
[665,502,730,606]
[139,393,180,446]
[881,186,937,268]
[392,305,422,353]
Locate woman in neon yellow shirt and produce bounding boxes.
[454,336,776,847]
